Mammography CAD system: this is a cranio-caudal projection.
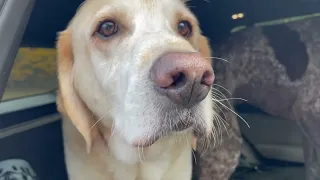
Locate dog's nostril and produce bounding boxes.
[151,52,214,107]
[201,70,215,86]
[171,72,187,88]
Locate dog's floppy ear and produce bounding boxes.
[199,35,212,64]
[56,29,99,154]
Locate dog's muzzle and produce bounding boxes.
[150,52,214,108]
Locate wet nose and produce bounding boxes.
[150,52,214,107]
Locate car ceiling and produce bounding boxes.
[20,0,320,48]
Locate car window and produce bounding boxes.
[1,0,81,102]
[2,47,58,101]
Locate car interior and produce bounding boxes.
[1,0,319,179]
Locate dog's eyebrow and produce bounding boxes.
[95,6,127,20]
[93,6,131,29]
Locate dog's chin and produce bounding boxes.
[131,135,161,148]
[130,117,211,148]
[131,123,193,148]
[119,96,211,148]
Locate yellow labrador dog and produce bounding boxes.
[56,0,242,179]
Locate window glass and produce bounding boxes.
[2,48,58,101]
[1,0,81,102]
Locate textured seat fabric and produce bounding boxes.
[0,0,5,9]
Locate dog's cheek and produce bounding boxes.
[117,62,132,99]
[91,62,115,89]
[121,118,154,145]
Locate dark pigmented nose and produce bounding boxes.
[150,52,214,107]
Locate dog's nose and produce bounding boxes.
[150,52,214,107]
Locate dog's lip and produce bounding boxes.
[132,122,193,148]
[132,136,160,147]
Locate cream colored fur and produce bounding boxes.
[56,0,214,179]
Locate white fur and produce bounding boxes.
[61,0,214,179]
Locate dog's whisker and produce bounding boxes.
[217,113,230,131]
[198,120,217,157]
[212,96,232,112]
[214,100,250,128]
[213,112,229,144]
[92,103,100,117]
[212,84,232,95]
[187,5,197,9]
[202,56,230,63]
[211,94,231,106]
[211,86,229,99]
[211,114,220,144]
[89,113,109,132]
[211,90,226,99]
[216,113,227,142]
[213,102,228,124]
[111,124,117,138]
[89,91,118,119]
[201,101,232,154]
[211,89,233,110]
[89,105,119,132]
[137,146,143,164]
[214,114,222,146]
[212,97,233,115]
[141,144,146,161]
[216,97,247,102]
[199,137,211,158]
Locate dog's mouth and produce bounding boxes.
[131,110,206,148]
[132,136,160,148]
[132,121,194,147]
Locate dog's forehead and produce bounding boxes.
[70,0,194,38]
[130,0,186,9]
[93,0,185,8]
[77,0,187,18]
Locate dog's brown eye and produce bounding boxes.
[96,21,118,38]
[177,21,192,37]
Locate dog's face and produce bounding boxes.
[57,0,214,150]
